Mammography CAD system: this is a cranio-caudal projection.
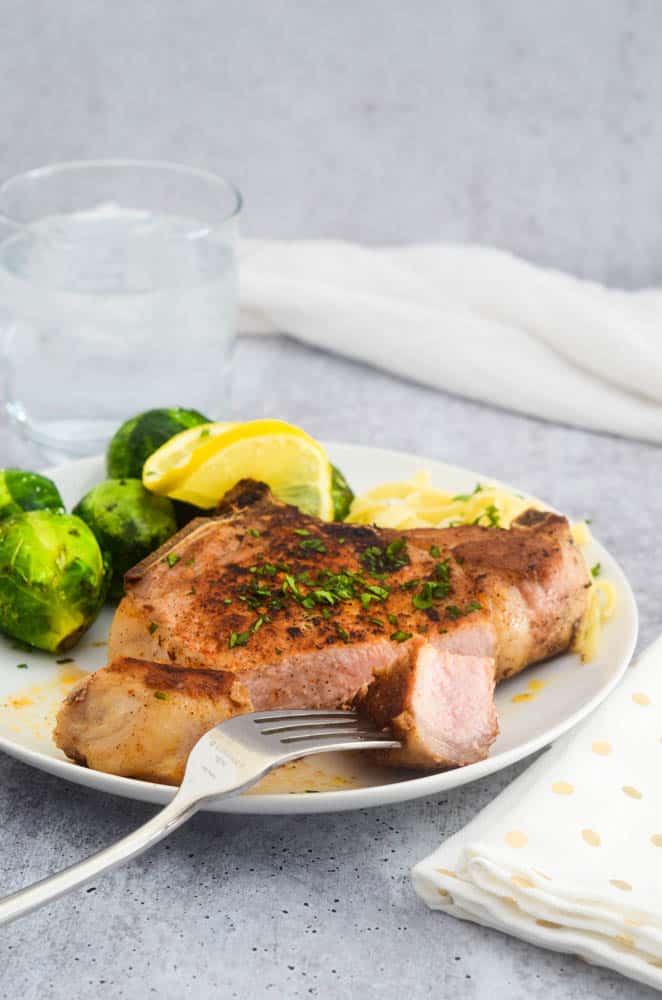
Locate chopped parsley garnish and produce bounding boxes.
[390,630,412,643]
[472,504,500,528]
[16,662,28,669]
[185,556,196,566]
[148,621,159,634]
[369,618,385,629]
[412,578,451,609]
[591,562,601,578]
[429,544,440,558]
[452,483,483,502]
[154,691,168,701]
[299,537,326,554]
[199,428,211,439]
[229,631,250,649]
[387,612,398,626]
[275,647,283,655]
[251,615,270,633]
[360,538,409,575]
[164,552,181,568]
[335,624,350,643]
[434,559,451,582]
[247,528,262,537]
[293,528,310,536]
[446,601,482,620]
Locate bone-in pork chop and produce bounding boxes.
[108,481,588,712]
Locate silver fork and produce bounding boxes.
[0,710,399,926]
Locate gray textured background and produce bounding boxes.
[1,2,661,998]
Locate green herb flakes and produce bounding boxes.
[154,691,168,701]
[390,630,412,643]
[229,631,250,649]
[335,624,350,643]
[299,537,326,554]
[164,552,181,568]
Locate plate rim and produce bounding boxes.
[0,441,638,814]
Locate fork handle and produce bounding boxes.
[0,790,200,927]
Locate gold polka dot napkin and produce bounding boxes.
[412,639,662,990]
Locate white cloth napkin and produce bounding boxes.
[412,637,662,991]
[239,240,662,444]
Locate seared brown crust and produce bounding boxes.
[352,646,412,731]
[104,657,240,697]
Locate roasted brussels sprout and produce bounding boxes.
[73,479,177,599]
[330,464,354,521]
[0,469,64,522]
[107,408,210,479]
[0,511,109,652]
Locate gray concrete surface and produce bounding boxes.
[1,1,662,998]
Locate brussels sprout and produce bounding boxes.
[330,464,354,522]
[73,479,177,599]
[107,408,210,479]
[0,511,109,652]
[0,469,64,522]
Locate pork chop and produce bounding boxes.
[56,482,589,781]
[353,637,498,768]
[108,481,588,711]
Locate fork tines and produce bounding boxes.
[251,709,388,744]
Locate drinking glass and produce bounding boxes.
[0,160,241,460]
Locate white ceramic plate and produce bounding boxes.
[0,444,637,814]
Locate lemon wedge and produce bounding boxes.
[143,419,334,519]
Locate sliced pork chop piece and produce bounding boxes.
[108,481,588,712]
[54,658,251,785]
[353,637,498,769]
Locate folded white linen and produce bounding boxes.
[239,240,662,443]
[412,637,662,991]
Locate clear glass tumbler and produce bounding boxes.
[0,160,241,460]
